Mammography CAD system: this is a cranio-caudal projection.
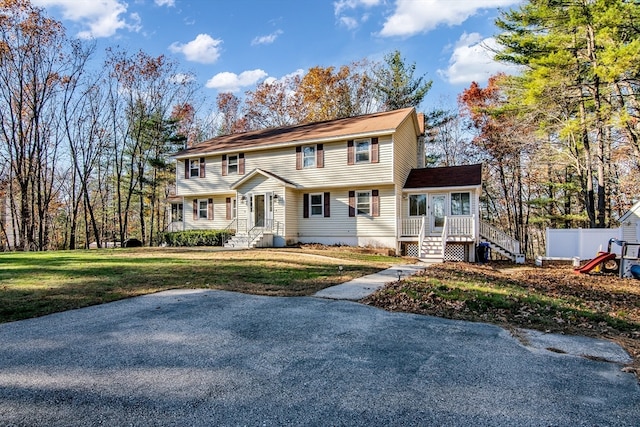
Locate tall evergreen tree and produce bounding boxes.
[374,50,432,111]
[494,0,640,228]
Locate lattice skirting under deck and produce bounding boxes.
[404,243,420,258]
[444,243,469,262]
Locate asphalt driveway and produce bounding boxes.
[0,289,638,426]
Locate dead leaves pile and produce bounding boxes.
[363,262,640,375]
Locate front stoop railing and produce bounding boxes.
[224,219,281,248]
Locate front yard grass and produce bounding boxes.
[0,246,397,323]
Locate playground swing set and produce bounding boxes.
[574,238,640,279]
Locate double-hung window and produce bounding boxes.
[355,139,370,163]
[356,191,371,215]
[303,145,316,168]
[409,195,426,216]
[198,200,209,219]
[310,193,323,216]
[189,159,200,177]
[451,192,470,215]
[227,155,238,174]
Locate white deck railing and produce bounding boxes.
[400,215,475,239]
[446,215,475,239]
[400,218,423,236]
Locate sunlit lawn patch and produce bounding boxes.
[0,247,398,323]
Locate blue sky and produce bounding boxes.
[32,0,523,110]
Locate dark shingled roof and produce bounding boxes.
[404,164,482,189]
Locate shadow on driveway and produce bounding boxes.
[0,289,638,426]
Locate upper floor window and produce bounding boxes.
[190,159,200,177]
[409,194,426,216]
[355,140,370,163]
[303,146,316,168]
[451,192,470,215]
[222,153,244,176]
[347,138,378,165]
[296,144,323,169]
[185,157,205,179]
[228,155,238,174]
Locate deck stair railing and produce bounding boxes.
[479,221,523,261]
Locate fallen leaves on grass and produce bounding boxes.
[363,262,640,376]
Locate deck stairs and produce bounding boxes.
[419,235,444,262]
[413,219,524,263]
[478,221,525,263]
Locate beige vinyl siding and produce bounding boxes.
[392,115,420,188]
[284,187,299,244]
[297,185,396,247]
[178,138,395,197]
[182,195,233,231]
[390,115,419,239]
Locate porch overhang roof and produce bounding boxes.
[230,168,299,190]
[404,164,482,190]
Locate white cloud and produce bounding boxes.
[379,0,521,37]
[437,33,521,85]
[32,0,138,39]
[334,0,381,29]
[155,0,175,6]
[170,73,196,84]
[205,69,269,93]
[334,0,382,16]
[169,34,222,64]
[251,30,283,46]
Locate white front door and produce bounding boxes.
[430,194,446,234]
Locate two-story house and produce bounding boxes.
[170,107,523,263]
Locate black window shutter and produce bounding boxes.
[324,192,330,217]
[185,159,189,179]
[200,158,205,178]
[303,193,309,218]
[192,199,198,221]
[208,198,213,220]
[348,191,355,217]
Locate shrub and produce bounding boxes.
[159,230,232,247]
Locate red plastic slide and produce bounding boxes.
[575,252,616,274]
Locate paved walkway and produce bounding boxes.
[313,263,432,300]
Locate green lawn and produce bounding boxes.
[0,247,398,323]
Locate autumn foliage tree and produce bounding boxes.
[0,0,81,250]
[460,74,536,252]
